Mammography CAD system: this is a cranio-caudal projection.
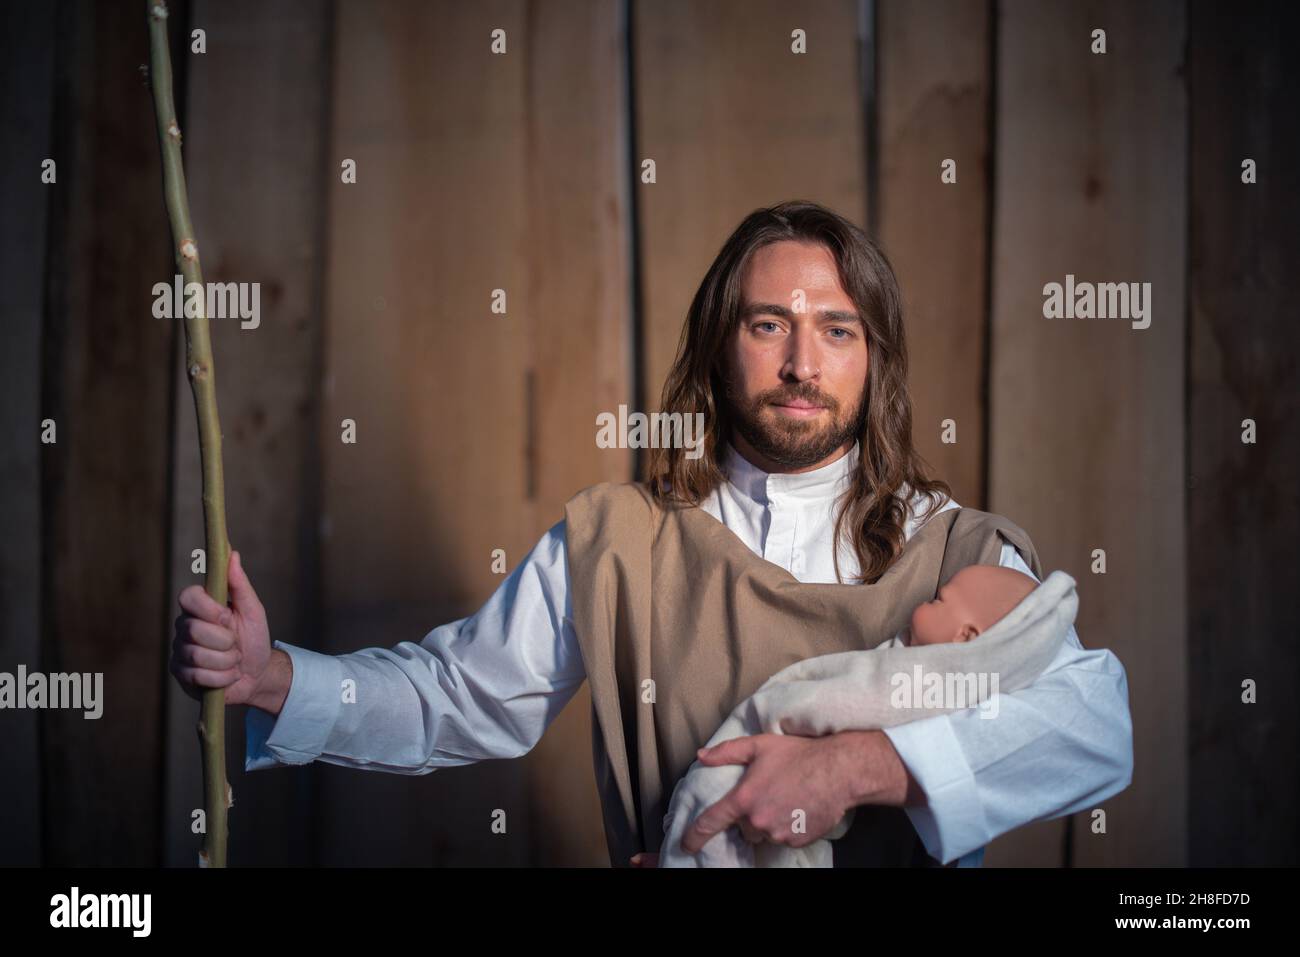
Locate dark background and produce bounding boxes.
[1,0,1295,867]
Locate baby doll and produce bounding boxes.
[896,563,1039,647]
[659,564,1078,867]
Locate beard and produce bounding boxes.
[722,374,867,470]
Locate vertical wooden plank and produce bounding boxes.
[1187,2,1299,866]
[877,0,1056,867]
[0,0,57,867]
[988,0,1187,866]
[635,0,867,407]
[39,0,181,865]
[876,0,991,512]
[516,0,634,866]
[319,0,536,866]
[317,0,633,866]
[164,0,333,866]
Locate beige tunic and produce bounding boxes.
[563,481,1042,867]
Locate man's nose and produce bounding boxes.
[780,326,821,382]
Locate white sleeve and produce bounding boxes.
[245,520,586,775]
[881,542,1134,863]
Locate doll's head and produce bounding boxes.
[904,564,1039,647]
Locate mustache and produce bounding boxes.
[757,383,839,411]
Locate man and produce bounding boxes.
[171,200,1133,867]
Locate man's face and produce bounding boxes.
[721,241,870,472]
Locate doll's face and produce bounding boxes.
[909,564,1040,647]
[908,565,1037,647]
[909,568,985,646]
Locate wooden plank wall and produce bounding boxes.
[987,0,1188,866]
[34,0,186,866]
[513,0,635,867]
[875,0,992,567]
[1187,2,1299,866]
[0,0,57,868]
[164,0,333,867]
[317,0,630,866]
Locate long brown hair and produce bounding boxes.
[645,199,953,584]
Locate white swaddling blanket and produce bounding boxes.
[659,569,1079,867]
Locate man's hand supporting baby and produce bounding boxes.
[671,729,922,858]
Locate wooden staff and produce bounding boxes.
[146,0,232,868]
